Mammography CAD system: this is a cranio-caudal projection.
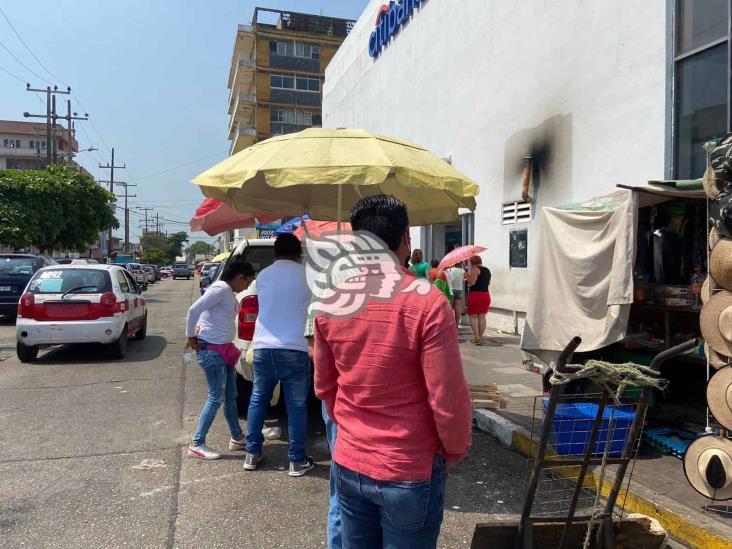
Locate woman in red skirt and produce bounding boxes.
[466,255,491,345]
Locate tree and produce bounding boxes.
[0,166,117,252]
[141,247,167,266]
[187,240,212,258]
[140,232,167,253]
[166,231,189,264]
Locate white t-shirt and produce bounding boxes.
[447,266,465,292]
[185,281,239,344]
[253,259,310,353]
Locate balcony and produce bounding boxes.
[227,26,255,89]
[229,125,256,156]
[228,94,256,139]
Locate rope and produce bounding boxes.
[549,360,668,404]
[549,360,666,547]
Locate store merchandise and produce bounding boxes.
[707,367,732,431]
[683,435,732,501]
[705,343,730,370]
[700,291,732,356]
[710,238,732,291]
[703,166,724,200]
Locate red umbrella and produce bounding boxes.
[293,219,352,241]
[437,245,487,271]
[190,198,279,236]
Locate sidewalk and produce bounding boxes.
[460,327,732,549]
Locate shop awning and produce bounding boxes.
[617,181,706,207]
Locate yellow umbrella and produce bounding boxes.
[192,128,479,226]
[211,251,230,263]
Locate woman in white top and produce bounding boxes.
[185,258,255,460]
[446,264,466,330]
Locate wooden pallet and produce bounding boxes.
[470,383,501,410]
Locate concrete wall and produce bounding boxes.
[324,0,668,333]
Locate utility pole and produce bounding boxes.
[24,84,70,166]
[63,100,88,165]
[112,182,137,252]
[99,148,126,261]
[156,212,160,234]
[138,207,154,235]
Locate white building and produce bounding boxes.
[323,0,728,333]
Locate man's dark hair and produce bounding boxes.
[431,259,439,268]
[221,256,255,281]
[350,194,409,251]
[274,233,302,259]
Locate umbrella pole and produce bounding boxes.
[337,184,343,234]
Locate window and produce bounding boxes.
[271,73,318,92]
[123,271,137,292]
[270,107,318,126]
[296,76,320,93]
[501,201,532,225]
[673,0,730,179]
[275,40,294,57]
[6,159,19,169]
[3,138,20,148]
[117,270,130,293]
[295,43,320,59]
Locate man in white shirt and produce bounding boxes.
[244,233,314,476]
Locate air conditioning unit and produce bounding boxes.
[502,201,532,225]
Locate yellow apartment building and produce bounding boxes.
[226,7,355,156]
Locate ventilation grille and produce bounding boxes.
[502,201,532,225]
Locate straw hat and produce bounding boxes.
[684,435,732,500]
[701,291,732,356]
[708,367,732,430]
[704,166,724,200]
[710,227,724,250]
[702,277,713,305]
[710,239,732,291]
[705,343,730,370]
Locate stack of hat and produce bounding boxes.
[685,138,732,501]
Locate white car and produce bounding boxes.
[15,262,148,362]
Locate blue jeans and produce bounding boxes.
[322,402,342,549]
[334,455,446,549]
[246,348,310,462]
[193,350,242,446]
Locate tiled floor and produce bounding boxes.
[458,326,732,544]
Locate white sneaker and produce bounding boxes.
[187,444,221,460]
[229,435,246,451]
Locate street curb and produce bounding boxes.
[472,409,732,549]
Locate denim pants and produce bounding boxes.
[322,402,342,549]
[245,348,310,462]
[334,455,446,549]
[193,350,242,446]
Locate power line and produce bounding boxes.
[0,37,51,85]
[0,7,64,83]
[129,151,227,183]
[0,62,26,82]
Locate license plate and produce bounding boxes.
[0,286,11,292]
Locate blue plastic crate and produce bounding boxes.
[542,399,636,457]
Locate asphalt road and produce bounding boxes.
[0,278,529,548]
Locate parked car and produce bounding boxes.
[15,262,147,361]
[199,263,222,295]
[159,267,173,278]
[0,254,56,316]
[210,240,278,412]
[173,263,192,280]
[113,263,148,289]
[142,264,157,284]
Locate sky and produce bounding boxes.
[0,0,368,245]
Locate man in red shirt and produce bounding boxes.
[314,194,472,548]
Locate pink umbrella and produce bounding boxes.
[293,219,352,241]
[190,198,279,237]
[437,245,487,271]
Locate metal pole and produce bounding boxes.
[108,148,115,258]
[337,184,343,233]
[45,87,51,166]
[51,94,57,165]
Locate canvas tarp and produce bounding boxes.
[521,191,637,363]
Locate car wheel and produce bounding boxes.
[236,373,254,417]
[110,326,128,359]
[16,342,39,363]
[187,276,191,280]
[134,314,147,341]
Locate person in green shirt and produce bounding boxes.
[409,249,430,278]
